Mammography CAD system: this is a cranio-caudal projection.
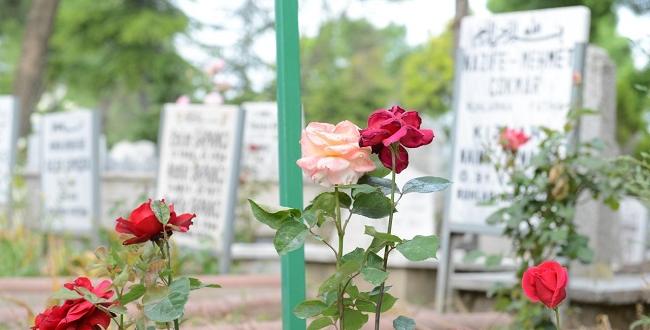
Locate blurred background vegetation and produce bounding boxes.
[0,0,647,153]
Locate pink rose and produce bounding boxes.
[297,121,375,186]
[203,92,223,105]
[175,95,190,105]
[499,127,530,153]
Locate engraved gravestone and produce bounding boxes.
[156,104,244,271]
[0,96,17,210]
[40,110,100,233]
[241,102,279,182]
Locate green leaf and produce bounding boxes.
[352,191,393,219]
[361,267,388,286]
[366,252,383,269]
[343,309,369,330]
[393,315,416,330]
[109,305,128,315]
[402,176,451,194]
[50,288,82,300]
[396,235,439,261]
[143,277,190,322]
[294,300,328,319]
[188,277,221,290]
[274,220,309,255]
[355,299,376,313]
[463,250,484,263]
[119,284,146,305]
[151,200,171,225]
[248,199,300,230]
[372,293,397,312]
[308,317,334,330]
[359,176,399,195]
[318,257,364,296]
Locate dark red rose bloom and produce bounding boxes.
[522,261,568,309]
[32,277,114,330]
[499,127,530,153]
[359,105,434,173]
[115,199,196,245]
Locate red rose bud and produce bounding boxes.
[359,105,434,173]
[32,277,114,330]
[522,261,568,309]
[115,199,196,245]
[499,127,530,152]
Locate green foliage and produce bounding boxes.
[393,315,416,330]
[613,153,650,202]
[142,277,190,323]
[41,0,207,144]
[249,161,449,329]
[399,30,454,117]
[487,114,626,327]
[300,16,408,124]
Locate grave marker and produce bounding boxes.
[156,103,245,273]
[40,110,100,234]
[241,102,279,182]
[0,96,18,217]
[437,6,591,312]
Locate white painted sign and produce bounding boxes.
[0,96,17,206]
[448,7,591,226]
[156,104,244,251]
[41,110,99,232]
[241,102,279,182]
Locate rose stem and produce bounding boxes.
[554,308,561,330]
[334,185,345,329]
[374,144,398,330]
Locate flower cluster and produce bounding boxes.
[33,199,201,330]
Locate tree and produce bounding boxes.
[13,0,60,137]
[45,0,204,144]
[300,16,408,125]
[400,30,454,117]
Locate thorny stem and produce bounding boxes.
[334,186,345,329]
[374,145,398,330]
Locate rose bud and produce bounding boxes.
[115,199,196,245]
[522,260,568,309]
[499,127,530,153]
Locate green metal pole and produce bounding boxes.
[275,1,306,330]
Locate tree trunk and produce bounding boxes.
[13,0,60,137]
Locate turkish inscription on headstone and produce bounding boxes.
[241,102,279,182]
[156,104,244,249]
[41,110,99,233]
[0,96,17,207]
[448,7,590,226]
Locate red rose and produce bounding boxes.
[522,261,568,309]
[115,199,196,245]
[359,105,434,173]
[499,127,530,153]
[32,277,114,330]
